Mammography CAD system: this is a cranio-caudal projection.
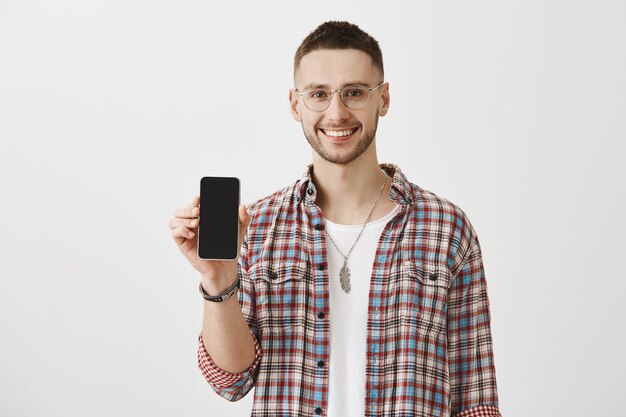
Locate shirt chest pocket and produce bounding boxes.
[398,260,450,335]
[250,258,310,333]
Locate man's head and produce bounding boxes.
[289,21,390,166]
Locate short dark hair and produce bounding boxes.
[293,21,384,80]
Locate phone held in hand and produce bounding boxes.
[197,176,240,260]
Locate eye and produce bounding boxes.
[309,90,329,99]
[344,88,366,98]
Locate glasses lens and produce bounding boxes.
[342,86,370,109]
[304,89,331,111]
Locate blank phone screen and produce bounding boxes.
[197,177,240,260]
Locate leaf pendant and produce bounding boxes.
[339,260,351,293]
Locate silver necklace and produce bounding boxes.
[325,173,388,294]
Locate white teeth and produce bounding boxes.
[323,128,356,137]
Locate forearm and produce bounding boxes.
[200,274,257,374]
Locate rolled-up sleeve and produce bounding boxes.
[197,329,262,401]
[448,235,502,417]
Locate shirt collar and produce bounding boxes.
[295,162,416,206]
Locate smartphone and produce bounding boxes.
[197,176,240,260]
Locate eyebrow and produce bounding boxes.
[300,81,373,91]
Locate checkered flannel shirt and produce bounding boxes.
[198,162,502,417]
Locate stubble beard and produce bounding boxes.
[302,112,379,166]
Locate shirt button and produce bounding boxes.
[268,271,278,280]
[317,312,325,319]
[315,407,322,415]
[317,360,325,368]
[317,264,325,271]
[307,188,314,196]
[429,272,437,280]
[314,223,323,231]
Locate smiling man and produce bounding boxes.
[172,20,503,417]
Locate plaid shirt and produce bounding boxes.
[198,163,502,417]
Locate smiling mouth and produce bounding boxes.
[319,127,359,139]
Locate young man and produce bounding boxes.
[170,21,502,417]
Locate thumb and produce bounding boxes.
[239,204,251,229]
[237,204,251,250]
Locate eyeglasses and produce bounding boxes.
[294,82,384,112]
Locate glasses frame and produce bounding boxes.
[294,81,385,112]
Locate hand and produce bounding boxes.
[169,195,251,286]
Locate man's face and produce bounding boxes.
[289,49,390,166]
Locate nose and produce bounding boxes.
[325,90,350,120]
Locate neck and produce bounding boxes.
[311,154,394,225]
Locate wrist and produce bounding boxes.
[199,274,240,303]
[200,274,238,296]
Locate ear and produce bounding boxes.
[289,89,302,122]
[378,82,390,117]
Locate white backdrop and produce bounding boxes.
[1,1,625,416]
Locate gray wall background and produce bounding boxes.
[1,1,624,416]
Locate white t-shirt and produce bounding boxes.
[324,203,402,417]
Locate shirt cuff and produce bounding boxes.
[454,404,502,417]
[197,330,262,389]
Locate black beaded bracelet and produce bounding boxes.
[199,275,240,302]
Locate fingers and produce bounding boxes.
[169,216,198,229]
[170,196,200,245]
[171,225,195,241]
[174,204,200,219]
